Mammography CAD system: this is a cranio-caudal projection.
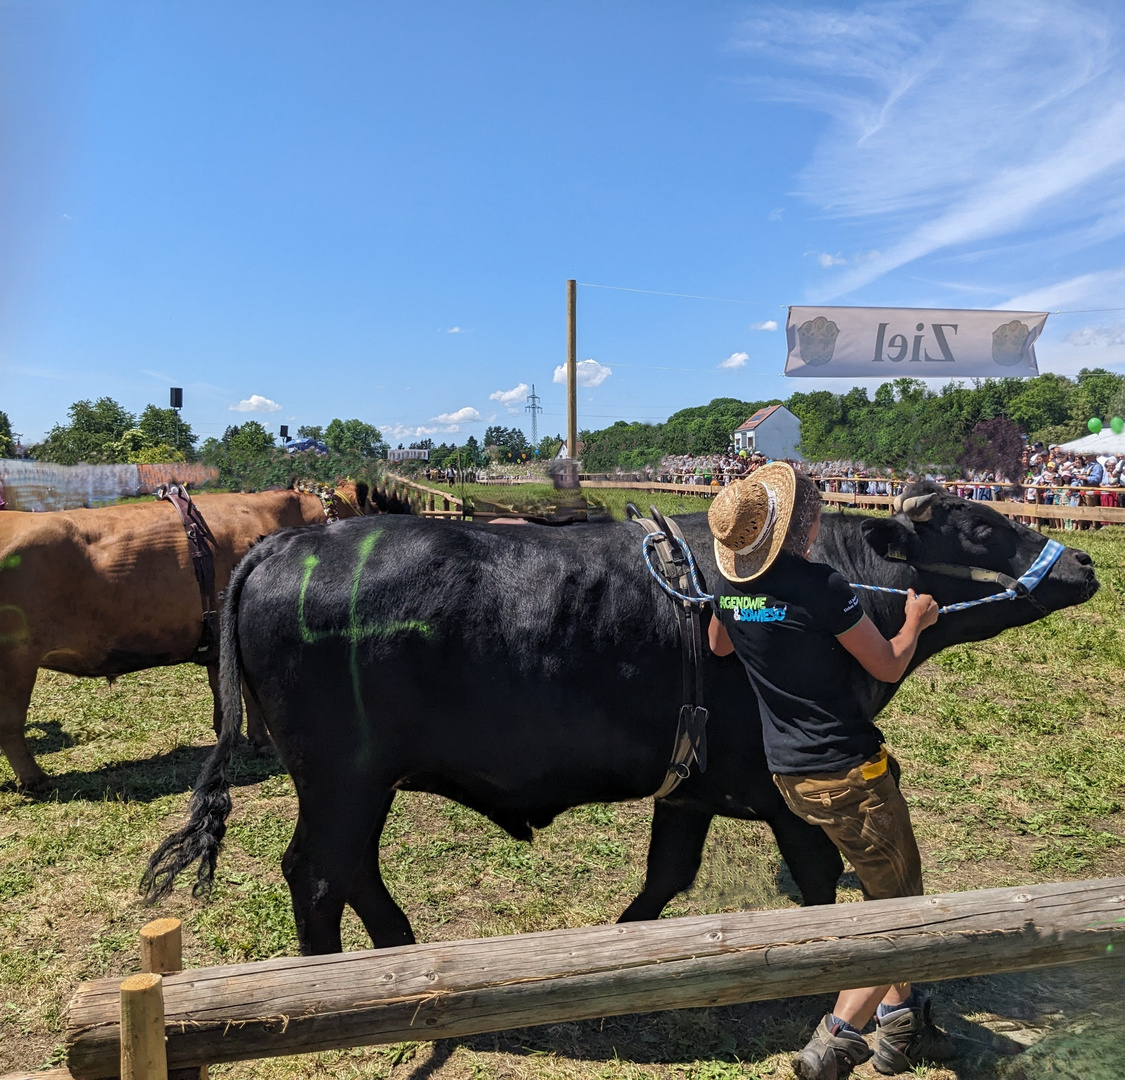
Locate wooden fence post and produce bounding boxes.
[139,919,208,1080]
[119,974,166,1080]
[140,919,181,976]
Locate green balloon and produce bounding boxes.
[1112,416,1125,435]
[1088,417,1103,433]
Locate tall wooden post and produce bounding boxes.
[119,974,167,1080]
[566,279,577,462]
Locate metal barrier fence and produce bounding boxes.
[0,460,219,512]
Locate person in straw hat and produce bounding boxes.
[707,462,955,1080]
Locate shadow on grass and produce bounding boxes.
[5,742,285,804]
[401,964,1125,1079]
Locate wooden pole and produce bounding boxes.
[66,878,1125,1079]
[566,279,577,462]
[140,919,182,976]
[119,974,167,1080]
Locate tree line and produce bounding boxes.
[579,369,1125,473]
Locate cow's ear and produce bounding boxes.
[861,517,918,561]
[354,481,370,513]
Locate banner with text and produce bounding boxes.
[784,306,1048,378]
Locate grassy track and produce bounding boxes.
[1,519,1123,1078]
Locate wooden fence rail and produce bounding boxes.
[57,878,1125,1080]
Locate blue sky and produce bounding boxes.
[3,0,1125,446]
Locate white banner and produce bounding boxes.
[784,306,1047,378]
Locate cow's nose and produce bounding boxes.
[1073,549,1094,567]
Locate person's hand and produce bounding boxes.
[905,589,939,630]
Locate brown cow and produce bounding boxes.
[0,483,372,789]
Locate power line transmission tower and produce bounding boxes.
[525,383,542,447]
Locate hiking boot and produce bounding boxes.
[873,996,957,1074]
[792,1015,873,1080]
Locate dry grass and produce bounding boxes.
[1,525,1124,1079]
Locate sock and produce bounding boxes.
[829,1013,863,1035]
[877,992,917,1019]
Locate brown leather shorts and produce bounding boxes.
[772,749,924,900]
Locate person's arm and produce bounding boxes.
[708,613,735,656]
[836,590,938,683]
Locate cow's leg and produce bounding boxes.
[346,791,415,948]
[617,801,715,922]
[0,659,45,790]
[767,807,843,906]
[243,690,271,749]
[282,790,390,955]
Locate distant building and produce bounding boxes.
[387,448,430,462]
[732,405,802,460]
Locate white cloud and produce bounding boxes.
[818,252,846,268]
[768,207,784,221]
[229,395,282,413]
[718,351,749,370]
[489,383,530,414]
[431,406,481,425]
[446,326,462,334]
[1001,269,1125,312]
[736,3,1125,297]
[552,358,612,387]
[750,319,779,331]
[1065,324,1125,347]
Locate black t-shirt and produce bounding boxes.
[715,552,881,775]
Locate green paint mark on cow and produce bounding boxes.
[295,531,431,742]
[0,554,21,572]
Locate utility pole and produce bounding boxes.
[566,279,577,459]
[525,384,542,447]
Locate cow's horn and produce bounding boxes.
[901,493,936,521]
[892,493,904,513]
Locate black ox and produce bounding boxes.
[145,482,1098,955]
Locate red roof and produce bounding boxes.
[736,405,782,431]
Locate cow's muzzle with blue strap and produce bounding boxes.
[851,539,1066,615]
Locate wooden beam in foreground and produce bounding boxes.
[66,878,1125,1080]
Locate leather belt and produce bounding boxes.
[155,483,219,664]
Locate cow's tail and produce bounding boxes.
[142,541,274,904]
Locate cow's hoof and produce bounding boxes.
[16,773,52,795]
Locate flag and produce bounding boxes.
[784,307,1047,377]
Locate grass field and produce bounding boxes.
[1,515,1124,1079]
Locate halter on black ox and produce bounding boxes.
[627,504,709,799]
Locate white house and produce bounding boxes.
[731,405,802,460]
[387,448,429,462]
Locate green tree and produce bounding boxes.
[226,421,275,457]
[324,418,387,458]
[138,405,197,457]
[297,424,324,440]
[0,410,12,458]
[36,397,136,464]
[483,426,529,461]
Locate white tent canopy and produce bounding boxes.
[1055,429,1125,456]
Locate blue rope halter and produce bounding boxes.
[849,538,1066,614]
[641,533,1067,617]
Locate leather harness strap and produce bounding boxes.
[628,504,709,800]
[155,484,220,665]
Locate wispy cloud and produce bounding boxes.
[229,394,282,413]
[553,359,612,387]
[446,326,462,334]
[1065,324,1125,347]
[718,351,749,370]
[1000,269,1125,311]
[768,207,784,221]
[736,2,1125,298]
[750,320,778,331]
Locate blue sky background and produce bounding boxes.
[3,0,1125,446]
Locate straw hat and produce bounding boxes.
[708,462,796,582]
